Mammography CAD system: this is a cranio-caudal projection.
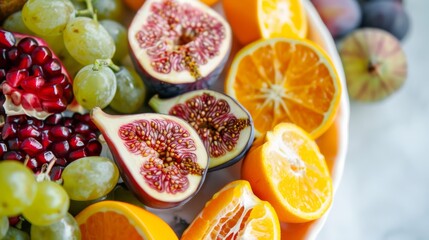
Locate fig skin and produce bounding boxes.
[128,0,232,98]
[149,89,255,171]
[90,107,209,209]
[339,28,407,102]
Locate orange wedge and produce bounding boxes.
[223,0,307,45]
[241,123,333,223]
[181,180,281,239]
[75,201,178,240]
[225,37,341,139]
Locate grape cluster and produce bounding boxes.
[2,0,146,113]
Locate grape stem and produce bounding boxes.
[77,0,98,21]
[93,59,121,73]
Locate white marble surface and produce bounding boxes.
[318,0,429,239]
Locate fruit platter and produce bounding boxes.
[0,0,350,239]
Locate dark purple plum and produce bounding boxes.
[311,0,362,39]
[361,1,410,40]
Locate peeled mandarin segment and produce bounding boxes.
[241,123,333,223]
[182,180,280,240]
[258,0,307,39]
[225,38,341,139]
[75,201,178,240]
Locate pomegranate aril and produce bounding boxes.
[7,115,26,124]
[0,142,7,157]
[21,137,44,156]
[63,118,74,128]
[55,158,67,166]
[0,30,16,48]
[20,76,46,92]
[68,148,88,161]
[6,69,29,87]
[7,47,19,62]
[21,92,43,111]
[17,37,38,54]
[69,134,85,149]
[11,90,22,105]
[1,122,18,139]
[86,139,102,156]
[50,126,71,140]
[2,151,23,160]
[31,46,52,65]
[8,216,20,226]
[86,132,98,141]
[50,165,64,181]
[36,150,55,164]
[50,140,70,157]
[43,58,61,77]
[62,83,73,103]
[25,157,38,171]
[0,49,7,68]
[41,97,67,113]
[0,68,5,79]
[75,122,91,135]
[7,138,21,150]
[18,124,41,139]
[41,131,52,149]
[27,118,44,128]
[31,65,44,76]
[48,74,68,87]
[45,113,63,125]
[18,53,32,69]
[38,84,63,100]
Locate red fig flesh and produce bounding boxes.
[90,107,209,208]
[128,0,232,98]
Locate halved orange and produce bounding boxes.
[75,200,178,240]
[223,0,307,45]
[225,37,342,139]
[241,123,333,223]
[181,180,280,239]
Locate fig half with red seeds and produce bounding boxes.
[90,107,209,209]
[0,29,73,119]
[149,89,254,171]
[128,0,232,98]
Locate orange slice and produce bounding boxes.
[241,123,333,223]
[223,0,307,45]
[225,37,342,139]
[75,201,178,240]
[181,180,280,240]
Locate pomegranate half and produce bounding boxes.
[128,0,232,98]
[90,107,209,209]
[0,29,73,119]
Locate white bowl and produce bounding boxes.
[148,1,350,239]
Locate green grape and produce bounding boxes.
[57,49,84,78]
[73,64,117,109]
[0,215,8,239]
[2,227,30,240]
[22,0,75,36]
[93,0,125,22]
[113,185,146,208]
[30,213,81,240]
[62,156,119,201]
[2,11,33,34]
[99,20,128,63]
[42,34,66,56]
[63,17,115,65]
[69,194,113,216]
[69,0,86,10]
[0,161,37,217]
[110,67,146,113]
[22,181,70,226]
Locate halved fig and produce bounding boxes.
[0,29,74,119]
[90,107,209,209]
[128,0,232,98]
[149,89,254,171]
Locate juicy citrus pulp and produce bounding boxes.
[75,200,178,240]
[223,0,307,44]
[241,123,333,223]
[181,180,280,240]
[225,37,342,139]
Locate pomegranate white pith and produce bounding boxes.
[128,0,232,84]
[91,108,208,206]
